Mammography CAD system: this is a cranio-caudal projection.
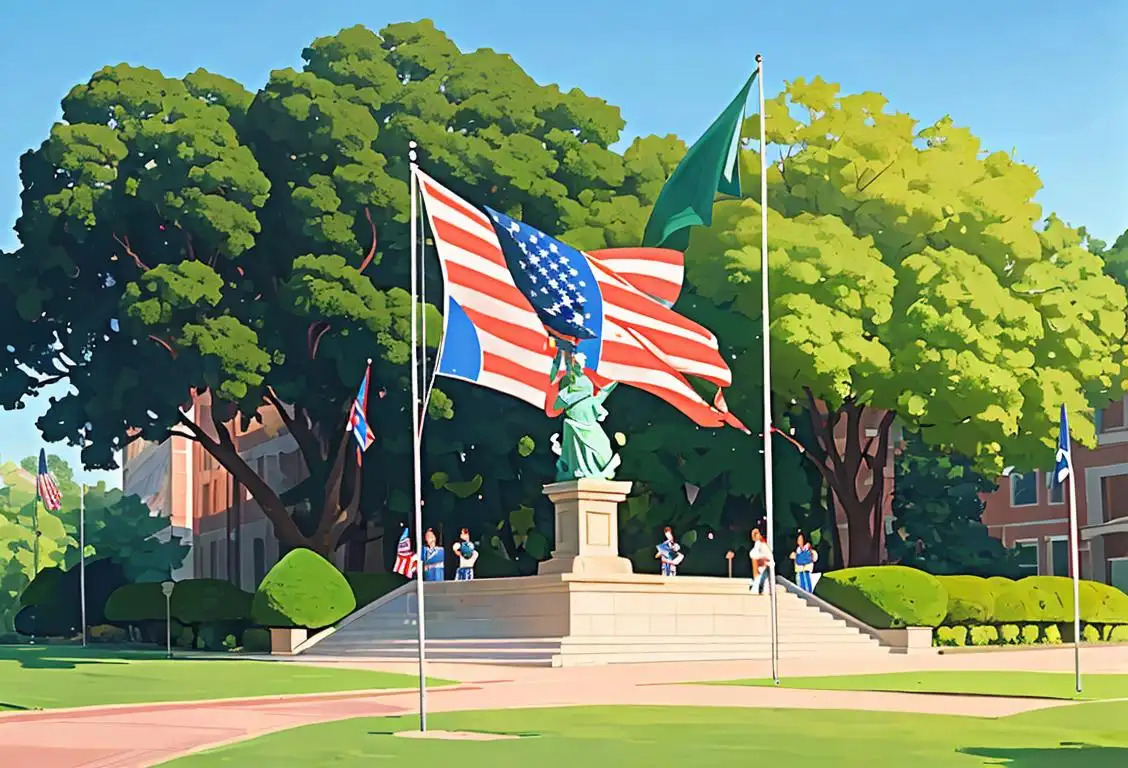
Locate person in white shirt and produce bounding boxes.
[749,528,774,595]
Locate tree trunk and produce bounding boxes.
[802,389,896,567]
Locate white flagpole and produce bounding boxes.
[756,52,780,685]
[80,481,87,648]
[408,142,428,731]
[1066,443,1082,693]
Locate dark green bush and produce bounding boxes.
[105,582,168,623]
[345,572,407,608]
[171,579,254,626]
[252,549,356,629]
[936,575,994,624]
[14,604,77,638]
[814,566,947,628]
[15,559,127,637]
[243,627,271,652]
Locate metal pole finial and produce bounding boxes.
[755,53,763,64]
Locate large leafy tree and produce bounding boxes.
[0,21,637,558]
[687,77,1128,565]
[887,432,1019,577]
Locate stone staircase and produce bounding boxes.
[301,574,890,667]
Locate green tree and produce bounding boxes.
[0,487,73,635]
[687,77,1128,565]
[887,432,1020,577]
[0,21,634,559]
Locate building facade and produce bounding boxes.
[981,398,1128,592]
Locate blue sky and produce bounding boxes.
[1,0,1126,486]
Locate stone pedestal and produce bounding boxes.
[538,479,634,575]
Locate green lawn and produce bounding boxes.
[0,646,451,711]
[160,703,1128,767]
[708,671,1128,701]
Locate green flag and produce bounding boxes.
[642,73,756,251]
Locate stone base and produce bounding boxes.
[537,555,634,576]
[874,626,935,655]
[270,627,308,655]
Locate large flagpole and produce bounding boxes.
[1065,415,1082,693]
[408,141,429,731]
[756,52,780,685]
[80,480,87,648]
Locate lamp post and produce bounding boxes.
[726,550,735,578]
[161,581,175,659]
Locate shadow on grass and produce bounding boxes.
[960,743,1128,766]
[0,644,179,670]
[368,716,542,739]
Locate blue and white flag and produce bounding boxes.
[1053,405,1072,485]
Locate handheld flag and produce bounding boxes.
[36,449,62,511]
[642,73,756,252]
[392,527,417,578]
[347,360,376,463]
[1053,405,1072,485]
[416,168,747,433]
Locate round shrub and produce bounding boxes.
[969,625,999,646]
[936,575,995,624]
[252,549,356,629]
[345,572,407,608]
[935,626,967,647]
[171,579,254,626]
[1042,624,1063,644]
[105,582,168,623]
[813,566,947,629]
[1020,625,1040,644]
[999,624,1020,645]
[1080,581,1128,624]
[986,576,1014,592]
[1107,625,1128,642]
[1083,624,1101,643]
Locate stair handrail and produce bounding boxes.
[775,574,885,644]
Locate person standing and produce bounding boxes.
[453,528,479,581]
[750,528,774,595]
[421,528,446,582]
[790,531,818,592]
[655,526,685,576]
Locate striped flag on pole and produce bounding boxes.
[415,168,748,432]
[347,359,376,463]
[392,527,417,578]
[36,449,62,511]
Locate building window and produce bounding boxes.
[1110,558,1128,594]
[1101,399,1125,432]
[253,539,267,586]
[201,482,212,516]
[1047,473,1064,505]
[1010,472,1039,507]
[1015,540,1039,576]
[1050,537,1069,576]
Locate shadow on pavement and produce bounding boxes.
[960,743,1128,766]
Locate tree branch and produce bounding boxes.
[148,335,177,359]
[307,322,331,360]
[112,233,150,271]
[861,409,898,511]
[359,207,378,272]
[264,386,323,474]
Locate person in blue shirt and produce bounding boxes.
[422,528,445,582]
[790,531,818,592]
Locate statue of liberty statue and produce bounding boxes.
[547,345,620,482]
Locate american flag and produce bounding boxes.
[36,448,62,511]
[415,168,748,431]
[347,360,375,463]
[392,527,417,578]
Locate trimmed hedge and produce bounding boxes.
[252,549,356,629]
[936,575,994,624]
[345,572,405,608]
[105,582,168,623]
[814,566,947,628]
[171,579,253,626]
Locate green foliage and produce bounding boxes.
[999,624,1020,644]
[1021,624,1041,644]
[968,625,998,646]
[994,576,1128,625]
[936,575,995,624]
[88,624,129,643]
[344,571,404,607]
[814,566,947,628]
[105,582,168,623]
[252,549,356,629]
[171,579,253,626]
[1106,625,1128,642]
[1042,624,1062,644]
[889,435,1019,577]
[935,626,966,647]
[243,627,271,652]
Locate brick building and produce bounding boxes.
[981,399,1128,593]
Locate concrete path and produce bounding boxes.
[2,645,1125,768]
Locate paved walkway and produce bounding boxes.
[2,645,1125,768]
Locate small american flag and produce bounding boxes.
[416,169,748,431]
[392,527,417,579]
[347,360,376,463]
[36,448,62,511]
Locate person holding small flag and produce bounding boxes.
[392,527,417,579]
